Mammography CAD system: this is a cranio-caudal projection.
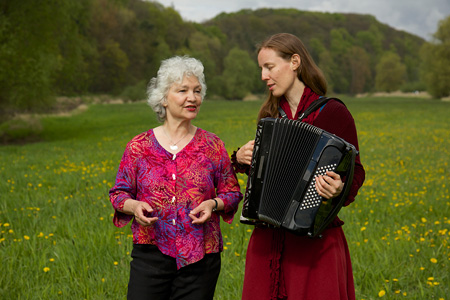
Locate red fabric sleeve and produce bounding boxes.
[312,100,365,207]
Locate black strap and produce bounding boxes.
[278,96,346,121]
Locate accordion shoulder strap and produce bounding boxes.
[278,96,346,120]
[297,96,346,121]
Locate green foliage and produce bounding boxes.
[221,48,259,100]
[93,40,130,94]
[1,2,435,116]
[420,16,450,99]
[120,80,147,102]
[207,8,425,95]
[375,52,407,92]
[0,116,42,144]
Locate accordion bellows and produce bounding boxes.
[241,117,357,237]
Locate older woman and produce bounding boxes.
[109,56,242,300]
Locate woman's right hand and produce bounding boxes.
[123,199,158,226]
[236,140,255,165]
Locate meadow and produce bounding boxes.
[0,96,449,300]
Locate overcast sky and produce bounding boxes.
[166,0,450,41]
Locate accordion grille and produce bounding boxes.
[258,119,321,226]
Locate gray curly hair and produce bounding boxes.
[147,56,207,122]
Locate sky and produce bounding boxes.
[165,0,450,41]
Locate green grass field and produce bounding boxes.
[1,97,449,299]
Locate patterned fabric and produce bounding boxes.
[110,128,242,269]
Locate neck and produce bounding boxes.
[163,120,192,140]
[284,79,305,113]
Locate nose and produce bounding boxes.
[261,69,269,81]
[187,89,199,101]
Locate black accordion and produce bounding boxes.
[241,117,357,237]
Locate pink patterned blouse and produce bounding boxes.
[109,128,242,269]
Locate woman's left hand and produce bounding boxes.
[189,199,216,224]
[315,171,344,199]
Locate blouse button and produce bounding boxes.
[172,219,176,225]
[172,196,175,203]
[172,174,176,180]
[172,154,176,160]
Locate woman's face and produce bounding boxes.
[164,75,202,122]
[257,47,299,98]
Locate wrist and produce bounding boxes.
[211,198,218,212]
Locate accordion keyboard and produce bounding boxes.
[300,163,337,210]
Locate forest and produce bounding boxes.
[0,0,449,119]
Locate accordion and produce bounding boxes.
[241,117,357,237]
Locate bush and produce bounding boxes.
[0,116,43,144]
[400,81,427,93]
[120,81,147,102]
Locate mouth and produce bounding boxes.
[267,83,275,91]
[185,105,197,112]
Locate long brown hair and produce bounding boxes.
[257,33,327,120]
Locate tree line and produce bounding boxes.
[0,0,449,118]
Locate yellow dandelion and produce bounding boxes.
[49,258,55,262]
[378,290,386,297]
[37,232,44,238]
[3,223,10,227]
[24,235,30,240]
[234,252,240,257]
[427,277,434,281]
[421,217,427,223]
[361,227,366,231]
[430,258,438,263]
[114,261,118,266]
[43,267,50,272]
[101,278,105,283]
[224,246,228,250]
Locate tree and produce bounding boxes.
[420,16,450,99]
[375,52,406,92]
[92,40,129,94]
[328,28,354,93]
[0,0,84,115]
[221,47,259,100]
[348,46,372,95]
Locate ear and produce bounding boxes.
[290,54,301,71]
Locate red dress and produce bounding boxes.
[240,87,366,300]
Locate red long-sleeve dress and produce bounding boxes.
[237,87,366,300]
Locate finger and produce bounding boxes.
[136,216,158,226]
[191,212,210,224]
[325,171,340,181]
[189,207,200,216]
[315,176,333,199]
[141,202,154,213]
